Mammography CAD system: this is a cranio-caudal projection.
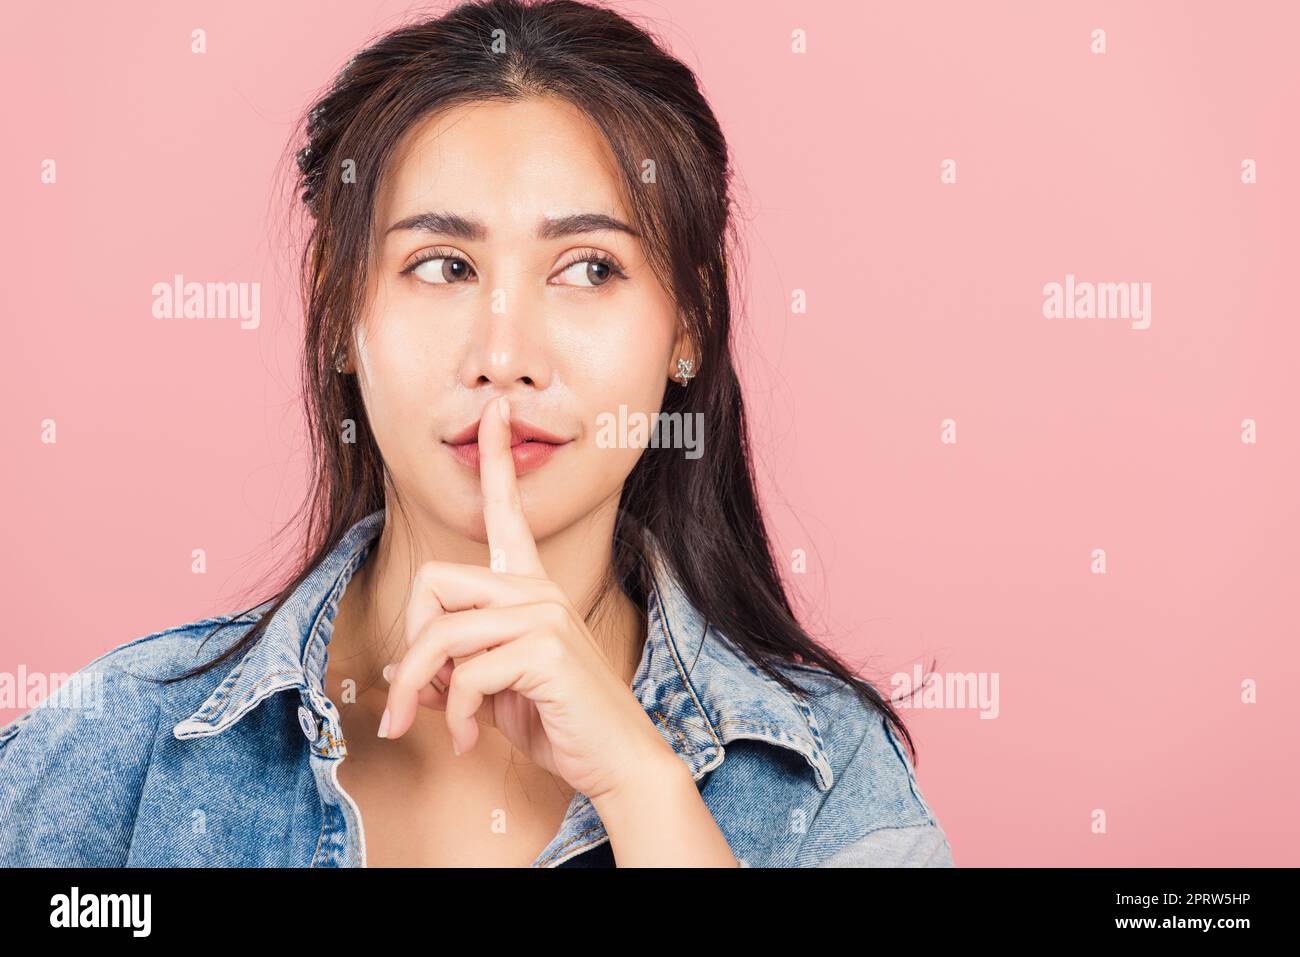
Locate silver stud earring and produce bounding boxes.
[334,353,346,374]
[675,357,695,385]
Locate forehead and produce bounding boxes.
[376,96,629,234]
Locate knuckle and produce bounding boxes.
[409,617,445,652]
[542,600,570,630]
[534,628,567,664]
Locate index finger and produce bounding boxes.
[479,395,547,578]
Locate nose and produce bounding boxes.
[457,288,555,392]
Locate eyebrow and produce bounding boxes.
[384,211,640,241]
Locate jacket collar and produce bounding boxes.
[173,509,833,791]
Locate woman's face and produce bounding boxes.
[352,95,688,546]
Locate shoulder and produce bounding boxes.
[0,609,264,866]
[772,659,956,867]
[772,658,928,813]
[1,608,265,743]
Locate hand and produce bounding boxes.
[378,395,675,802]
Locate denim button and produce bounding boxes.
[297,705,320,742]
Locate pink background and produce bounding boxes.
[3,0,1297,866]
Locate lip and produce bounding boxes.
[445,438,567,475]
[445,415,570,447]
[443,411,572,476]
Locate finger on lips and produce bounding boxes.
[481,396,548,579]
[380,394,551,742]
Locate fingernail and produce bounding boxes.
[498,396,510,424]
[377,708,390,738]
[451,738,461,756]
[381,663,393,682]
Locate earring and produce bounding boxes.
[334,352,346,374]
[675,357,695,385]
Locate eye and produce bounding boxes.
[552,249,628,288]
[401,248,476,285]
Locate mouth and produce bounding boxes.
[443,415,573,476]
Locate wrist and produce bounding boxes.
[588,737,738,866]
[591,736,690,813]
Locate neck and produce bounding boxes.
[328,493,647,715]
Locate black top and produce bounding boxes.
[553,840,616,867]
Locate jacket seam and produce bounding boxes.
[303,542,374,867]
[118,670,166,865]
[880,716,935,824]
[801,712,934,851]
[546,834,612,866]
[651,708,690,753]
[845,820,943,840]
[0,711,33,746]
[311,799,331,867]
[187,669,303,728]
[647,578,722,755]
[302,537,374,687]
[814,821,952,866]
[733,657,827,746]
[716,717,806,740]
[87,612,265,674]
[811,819,943,865]
[538,822,605,866]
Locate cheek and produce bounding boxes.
[577,364,665,434]
[555,305,675,413]
[563,315,674,490]
[354,310,456,438]
[353,322,375,382]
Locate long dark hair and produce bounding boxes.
[163,0,922,764]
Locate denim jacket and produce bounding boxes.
[0,509,954,867]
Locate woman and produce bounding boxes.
[0,0,953,868]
